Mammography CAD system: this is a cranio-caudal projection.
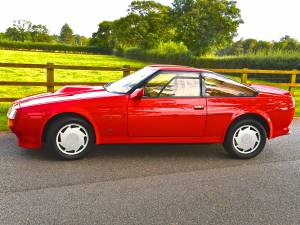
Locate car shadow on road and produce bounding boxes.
[34,143,231,161]
[0,132,232,162]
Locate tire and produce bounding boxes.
[223,119,267,159]
[45,116,95,160]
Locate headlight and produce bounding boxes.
[7,104,20,120]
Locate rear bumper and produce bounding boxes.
[270,127,291,139]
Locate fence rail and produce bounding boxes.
[0,63,299,102]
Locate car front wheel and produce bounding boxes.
[46,116,95,160]
[223,119,267,159]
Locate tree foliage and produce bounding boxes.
[91,21,114,48]
[59,23,74,44]
[91,0,242,55]
[1,21,89,46]
[91,0,173,49]
[219,36,300,55]
[31,24,51,42]
[4,20,51,42]
[172,0,243,55]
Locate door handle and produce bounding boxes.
[193,105,205,110]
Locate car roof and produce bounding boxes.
[149,64,210,72]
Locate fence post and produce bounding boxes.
[46,63,55,93]
[123,65,131,77]
[289,69,297,96]
[241,68,248,84]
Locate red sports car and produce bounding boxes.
[7,65,295,160]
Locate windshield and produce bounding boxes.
[105,67,158,94]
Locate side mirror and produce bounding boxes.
[130,88,144,100]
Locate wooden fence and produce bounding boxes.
[0,63,299,102]
[0,63,138,102]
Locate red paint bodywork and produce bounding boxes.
[8,65,295,149]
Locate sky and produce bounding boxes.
[0,0,299,41]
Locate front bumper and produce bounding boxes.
[8,115,42,150]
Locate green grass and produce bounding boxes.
[0,103,9,131]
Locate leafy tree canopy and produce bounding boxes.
[218,36,300,55]
[59,23,74,44]
[4,20,51,42]
[172,0,243,55]
[91,0,174,49]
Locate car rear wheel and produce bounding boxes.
[223,119,267,159]
[46,116,95,160]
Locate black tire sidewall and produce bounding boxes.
[224,119,267,159]
[46,117,95,160]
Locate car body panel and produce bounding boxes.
[128,97,207,137]
[8,65,295,150]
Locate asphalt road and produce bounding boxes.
[0,120,299,225]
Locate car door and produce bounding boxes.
[128,71,207,137]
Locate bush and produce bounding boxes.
[0,40,112,54]
[121,45,300,70]
[123,42,193,65]
[118,43,300,83]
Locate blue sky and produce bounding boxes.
[0,0,299,41]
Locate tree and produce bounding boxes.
[4,20,51,42]
[242,39,257,54]
[172,0,243,55]
[128,0,174,48]
[0,32,6,40]
[5,20,33,42]
[5,27,22,41]
[115,0,174,49]
[31,24,51,42]
[90,0,174,49]
[59,23,74,44]
[73,34,89,46]
[91,21,114,48]
[255,40,272,53]
[112,14,146,48]
[217,38,244,55]
[128,0,170,16]
[218,37,300,56]
[171,0,194,16]
[277,36,299,51]
[50,34,60,43]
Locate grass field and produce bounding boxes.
[0,49,299,131]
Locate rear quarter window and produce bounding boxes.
[202,72,257,97]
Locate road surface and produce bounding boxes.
[0,120,299,225]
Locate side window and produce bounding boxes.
[160,78,200,97]
[144,71,200,97]
[202,73,257,97]
[144,73,176,97]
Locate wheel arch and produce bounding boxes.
[42,112,98,144]
[226,113,272,139]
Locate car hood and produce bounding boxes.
[15,85,120,108]
[250,84,291,96]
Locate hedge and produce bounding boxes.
[119,47,300,70]
[117,47,300,83]
[0,40,112,54]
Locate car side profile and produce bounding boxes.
[7,65,295,160]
